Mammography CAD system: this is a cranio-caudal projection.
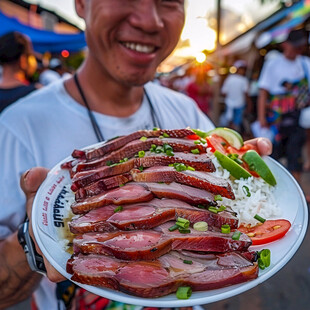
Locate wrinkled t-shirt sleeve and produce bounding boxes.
[0,123,35,238]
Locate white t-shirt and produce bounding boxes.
[221,73,249,108]
[258,54,310,95]
[0,79,214,309]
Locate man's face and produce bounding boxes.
[78,0,185,86]
[282,41,306,60]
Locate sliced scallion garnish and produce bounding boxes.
[221,224,231,234]
[254,214,266,223]
[214,195,222,201]
[138,150,145,158]
[176,286,192,299]
[176,217,190,229]
[140,136,147,141]
[178,228,191,234]
[242,185,251,197]
[168,224,179,232]
[232,231,241,240]
[191,148,200,154]
[114,206,123,213]
[163,132,170,138]
[193,221,208,232]
[257,249,271,270]
[183,260,193,265]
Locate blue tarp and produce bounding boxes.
[0,11,86,53]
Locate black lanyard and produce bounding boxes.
[73,73,160,143]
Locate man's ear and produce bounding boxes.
[75,0,86,18]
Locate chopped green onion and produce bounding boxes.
[193,221,208,232]
[140,136,148,142]
[138,150,145,158]
[221,142,226,146]
[155,146,164,153]
[254,214,266,223]
[194,140,201,145]
[163,132,170,138]
[197,204,206,209]
[200,138,207,144]
[163,143,173,152]
[166,150,174,156]
[221,224,231,234]
[174,163,187,172]
[168,224,179,232]
[119,184,124,187]
[168,164,174,167]
[150,144,157,152]
[258,249,271,270]
[176,286,192,299]
[178,228,191,234]
[242,185,251,197]
[106,160,113,166]
[192,129,207,138]
[138,166,144,172]
[153,127,159,131]
[232,231,241,240]
[159,135,164,139]
[114,206,123,213]
[176,217,190,229]
[186,166,195,171]
[214,195,222,201]
[183,260,193,264]
[218,205,227,211]
[208,206,219,214]
[191,148,200,154]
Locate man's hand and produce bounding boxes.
[244,137,272,156]
[20,167,66,283]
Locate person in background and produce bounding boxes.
[257,28,310,183]
[0,31,40,113]
[186,71,213,116]
[0,1,272,309]
[39,58,71,86]
[221,60,251,132]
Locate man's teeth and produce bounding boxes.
[123,42,155,53]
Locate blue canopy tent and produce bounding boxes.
[0,11,86,53]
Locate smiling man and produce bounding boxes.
[0,1,271,309]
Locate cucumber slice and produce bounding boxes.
[214,150,251,180]
[207,127,244,149]
[242,150,277,186]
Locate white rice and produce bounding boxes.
[209,151,281,227]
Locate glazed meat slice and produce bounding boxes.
[71,152,215,190]
[69,198,238,234]
[71,183,154,214]
[138,182,217,206]
[71,128,195,160]
[75,138,206,172]
[131,166,235,199]
[72,173,132,197]
[73,224,252,260]
[67,251,258,298]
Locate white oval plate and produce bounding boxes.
[32,156,308,307]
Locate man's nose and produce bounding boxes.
[128,0,164,33]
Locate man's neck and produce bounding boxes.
[64,60,145,118]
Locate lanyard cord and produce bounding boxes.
[74,73,104,142]
[73,73,160,142]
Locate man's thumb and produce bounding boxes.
[20,167,49,201]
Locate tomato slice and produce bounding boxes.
[238,219,291,245]
[206,134,228,153]
[186,134,200,140]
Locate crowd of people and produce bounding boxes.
[0,1,307,309]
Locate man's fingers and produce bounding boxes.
[244,137,272,156]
